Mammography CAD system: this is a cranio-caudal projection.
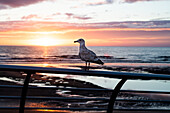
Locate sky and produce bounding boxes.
[0,0,170,46]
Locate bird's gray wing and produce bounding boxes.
[79,49,98,61]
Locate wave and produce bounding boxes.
[0,55,9,57]
[157,56,170,61]
[0,55,170,63]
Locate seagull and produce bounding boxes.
[74,38,104,67]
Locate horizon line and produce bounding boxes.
[0,45,169,47]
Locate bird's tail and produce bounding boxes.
[94,59,104,65]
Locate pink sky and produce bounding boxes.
[0,0,170,46]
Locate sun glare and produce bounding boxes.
[30,37,61,46]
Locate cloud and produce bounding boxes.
[65,13,92,20]
[0,21,170,33]
[91,21,170,29]
[22,14,40,20]
[151,17,170,21]
[65,13,74,18]
[0,0,48,9]
[87,0,114,6]
[106,0,114,3]
[0,4,8,9]
[123,0,161,3]
[73,16,92,20]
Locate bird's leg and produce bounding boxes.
[85,62,87,70]
[86,62,90,70]
[88,62,90,67]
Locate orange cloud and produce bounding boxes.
[0,21,170,46]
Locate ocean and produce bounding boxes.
[0,46,169,64]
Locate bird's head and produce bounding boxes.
[74,38,85,44]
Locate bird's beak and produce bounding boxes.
[74,41,78,43]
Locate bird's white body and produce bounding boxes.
[74,38,104,66]
[79,42,98,62]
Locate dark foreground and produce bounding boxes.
[0,65,170,113]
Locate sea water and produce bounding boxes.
[0,46,169,64]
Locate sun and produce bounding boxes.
[30,37,59,46]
